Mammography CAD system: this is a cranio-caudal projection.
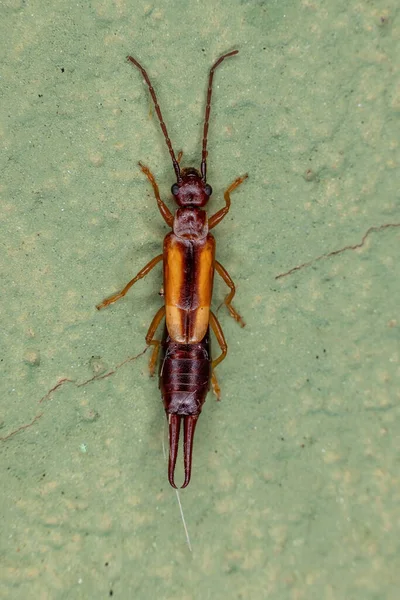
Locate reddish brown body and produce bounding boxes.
[97,50,247,488]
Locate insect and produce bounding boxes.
[97,50,247,488]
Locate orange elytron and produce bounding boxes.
[97,50,247,487]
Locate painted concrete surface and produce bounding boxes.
[1,1,399,598]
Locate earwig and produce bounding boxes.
[97,50,247,487]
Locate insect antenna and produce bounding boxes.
[201,49,239,182]
[127,55,181,182]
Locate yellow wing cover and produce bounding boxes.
[164,233,215,343]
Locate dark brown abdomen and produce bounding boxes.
[159,325,212,488]
[159,325,211,416]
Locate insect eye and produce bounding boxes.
[171,183,180,196]
[205,184,212,196]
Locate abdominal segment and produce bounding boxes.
[159,326,211,416]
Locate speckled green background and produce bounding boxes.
[1,0,399,598]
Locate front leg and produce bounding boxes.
[208,173,248,230]
[139,162,174,227]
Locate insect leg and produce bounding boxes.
[211,371,221,401]
[145,306,166,376]
[96,254,163,310]
[215,261,245,327]
[209,311,228,400]
[208,173,248,230]
[138,162,174,227]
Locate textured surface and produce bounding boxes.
[1,0,399,598]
